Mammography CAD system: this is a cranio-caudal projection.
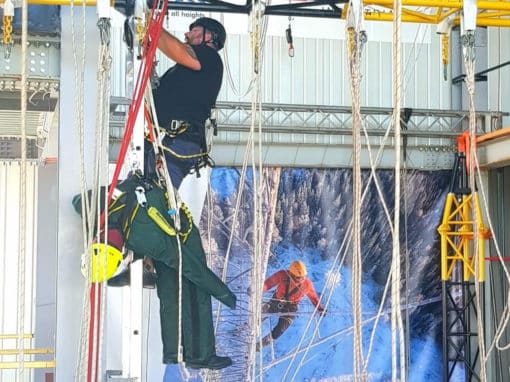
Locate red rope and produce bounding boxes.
[87,3,168,382]
[106,2,167,214]
[485,257,510,262]
[87,284,101,382]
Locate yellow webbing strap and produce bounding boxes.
[148,206,177,236]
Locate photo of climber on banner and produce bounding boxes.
[258,260,326,351]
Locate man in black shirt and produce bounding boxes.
[147,17,225,188]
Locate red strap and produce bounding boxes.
[103,2,167,226]
[88,4,168,382]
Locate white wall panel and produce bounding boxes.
[213,26,452,112]
[487,27,510,127]
[0,161,38,382]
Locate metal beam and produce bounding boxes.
[109,98,507,169]
[2,0,510,26]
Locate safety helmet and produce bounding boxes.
[189,17,226,51]
[289,260,307,278]
[82,243,123,283]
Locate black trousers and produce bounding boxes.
[144,134,202,189]
[263,299,298,340]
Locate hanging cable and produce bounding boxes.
[69,0,97,380]
[345,0,366,378]
[391,0,406,379]
[220,13,269,98]
[16,0,28,379]
[461,4,490,378]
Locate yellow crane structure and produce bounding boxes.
[437,131,494,382]
[438,132,492,283]
[360,0,510,27]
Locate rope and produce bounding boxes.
[463,37,488,382]
[220,13,269,99]
[346,1,366,378]
[94,17,112,382]
[106,2,166,208]
[282,122,400,377]
[16,0,29,378]
[68,2,96,380]
[74,13,113,382]
[264,295,441,371]
[141,6,188,363]
[463,36,510,377]
[230,4,268,380]
[391,0,406,379]
[361,122,399,372]
[145,82,187,364]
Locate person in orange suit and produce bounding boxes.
[258,260,326,350]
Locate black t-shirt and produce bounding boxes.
[153,44,223,127]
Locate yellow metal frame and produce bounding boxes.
[0,348,54,355]
[438,192,491,282]
[0,0,508,27]
[0,360,56,369]
[0,334,55,369]
[362,0,510,27]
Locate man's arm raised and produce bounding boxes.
[158,29,201,71]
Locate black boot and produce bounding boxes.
[186,355,233,370]
[107,267,158,289]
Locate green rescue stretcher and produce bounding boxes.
[73,171,236,368]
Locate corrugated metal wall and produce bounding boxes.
[141,24,452,110]
[487,27,510,127]
[0,161,38,382]
[217,27,451,109]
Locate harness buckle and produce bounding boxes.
[167,120,190,137]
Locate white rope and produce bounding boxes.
[391,0,406,379]
[77,16,112,382]
[250,7,263,381]
[360,110,399,372]
[457,29,510,377]
[285,170,395,379]
[145,81,186,364]
[220,13,269,99]
[278,67,411,381]
[143,9,188,365]
[346,1,366,378]
[95,17,112,381]
[282,117,400,377]
[68,2,97,380]
[264,297,442,372]
[16,0,29,378]
[463,42,488,382]
[478,156,510,355]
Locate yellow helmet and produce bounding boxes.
[289,260,307,278]
[82,242,123,283]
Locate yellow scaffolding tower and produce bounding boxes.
[437,132,493,382]
[438,192,491,282]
